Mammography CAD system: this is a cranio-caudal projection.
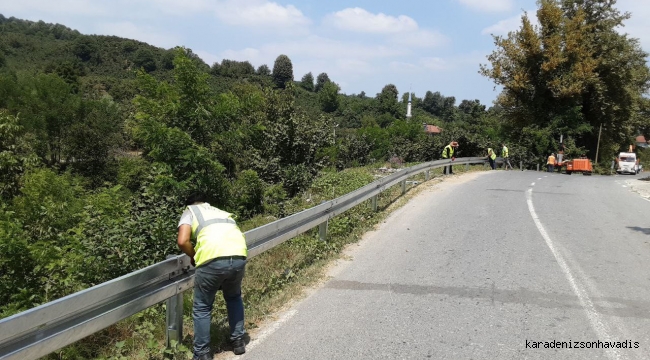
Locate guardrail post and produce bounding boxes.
[165,256,183,351]
[520,161,523,171]
[372,195,378,211]
[401,180,406,195]
[319,220,328,241]
[465,163,469,171]
[425,170,430,181]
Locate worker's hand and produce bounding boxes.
[452,157,456,161]
[190,256,196,267]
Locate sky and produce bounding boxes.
[1,0,648,106]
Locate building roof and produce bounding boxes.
[423,124,442,134]
[636,135,649,148]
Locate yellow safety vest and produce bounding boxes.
[502,146,509,158]
[188,204,247,266]
[547,156,556,165]
[442,145,454,159]
[488,148,497,160]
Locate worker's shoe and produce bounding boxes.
[231,336,246,355]
[192,353,212,360]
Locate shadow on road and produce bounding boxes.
[486,189,573,196]
[326,279,650,320]
[627,226,650,235]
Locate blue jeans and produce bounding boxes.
[193,257,247,357]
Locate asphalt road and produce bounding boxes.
[231,170,650,360]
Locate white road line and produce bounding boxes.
[555,242,644,360]
[241,309,298,356]
[537,178,542,180]
[525,189,620,360]
[531,182,535,186]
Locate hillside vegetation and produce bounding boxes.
[1,0,649,356]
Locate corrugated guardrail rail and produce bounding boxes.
[0,157,488,360]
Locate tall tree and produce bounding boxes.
[315,72,330,92]
[256,64,271,76]
[481,0,649,161]
[376,84,400,119]
[272,55,293,89]
[300,72,314,92]
[131,49,229,204]
[319,81,340,113]
[458,99,486,122]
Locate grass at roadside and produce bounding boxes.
[46,163,486,360]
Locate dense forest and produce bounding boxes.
[1,0,649,334]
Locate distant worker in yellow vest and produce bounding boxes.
[177,193,248,359]
[501,143,513,170]
[547,153,556,173]
[487,147,497,170]
[441,141,459,175]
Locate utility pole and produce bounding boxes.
[595,123,603,164]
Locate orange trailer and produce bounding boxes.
[564,158,593,175]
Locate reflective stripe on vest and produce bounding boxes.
[191,206,236,236]
[442,145,454,158]
[188,204,247,266]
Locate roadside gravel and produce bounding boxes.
[625,175,650,200]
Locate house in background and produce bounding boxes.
[423,124,442,135]
[635,135,649,149]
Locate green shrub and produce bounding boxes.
[263,184,288,217]
[117,156,150,191]
[232,169,265,219]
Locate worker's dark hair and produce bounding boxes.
[185,192,208,206]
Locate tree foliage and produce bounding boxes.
[256,64,271,76]
[319,81,340,113]
[0,111,38,199]
[300,72,314,92]
[376,84,401,121]
[211,59,255,78]
[480,0,650,162]
[272,54,293,89]
[315,72,330,92]
[133,48,157,72]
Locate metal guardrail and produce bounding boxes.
[0,157,488,360]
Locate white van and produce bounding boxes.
[616,152,639,174]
